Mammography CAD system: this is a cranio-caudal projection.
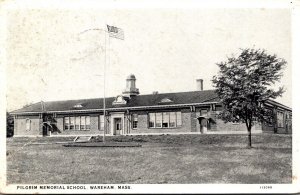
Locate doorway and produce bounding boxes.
[198,117,211,134]
[114,118,122,135]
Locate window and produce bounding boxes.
[80,116,85,130]
[268,117,274,126]
[25,119,31,131]
[287,113,292,120]
[112,95,127,105]
[73,104,83,108]
[149,113,155,128]
[132,114,138,129]
[162,112,169,128]
[99,115,104,130]
[200,109,207,116]
[117,96,123,102]
[64,115,91,131]
[86,116,91,130]
[169,112,176,128]
[70,117,75,130]
[149,112,182,128]
[160,98,173,103]
[277,111,284,128]
[64,117,69,130]
[155,113,162,128]
[75,116,80,130]
[176,112,182,126]
[264,108,274,126]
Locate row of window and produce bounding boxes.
[64,116,91,130]
[63,112,182,131]
[98,114,137,130]
[62,110,288,130]
[149,112,182,128]
[24,110,292,131]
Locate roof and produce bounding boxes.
[10,90,220,114]
[10,89,292,114]
[265,99,292,112]
[127,74,136,79]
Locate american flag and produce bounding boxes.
[107,25,124,40]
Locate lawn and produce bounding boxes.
[6,134,292,184]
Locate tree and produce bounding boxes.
[212,48,286,148]
[7,112,14,137]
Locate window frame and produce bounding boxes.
[75,116,80,130]
[99,115,105,130]
[86,116,91,130]
[69,116,75,130]
[132,114,138,129]
[200,109,208,116]
[148,112,182,129]
[149,113,155,128]
[63,115,91,131]
[25,118,31,131]
[64,117,69,130]
[277,111,284,128]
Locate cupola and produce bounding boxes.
[122,74,140,97]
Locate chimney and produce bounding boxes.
[196,79,203,91]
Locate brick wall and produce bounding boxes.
[90,116,99,130]
[212,119,247,131]
[14,116,41,136]
[190,112,197,132]
[262,123,274,132]
[15,104,286,136]
[209,119,263,132]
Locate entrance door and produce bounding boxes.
[114,118,122,135]
[199,118,208,134]
[42,124,49,136]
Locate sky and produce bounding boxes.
[5,7,292,111]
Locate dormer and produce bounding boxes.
[73,103,84,109]
[159,97,174,104]
[112,95,127,105]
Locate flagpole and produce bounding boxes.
[103,30,107,143]
[77,26,123,142]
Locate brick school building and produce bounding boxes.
[10,74,292,137]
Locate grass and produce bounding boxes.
[6,133,292,184]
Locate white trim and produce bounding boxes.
[110,113,125,135]
[11,102,220,115]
